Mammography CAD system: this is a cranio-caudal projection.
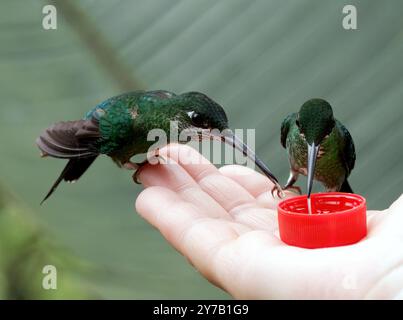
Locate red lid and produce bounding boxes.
[277,192,367,249]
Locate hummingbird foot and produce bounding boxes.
[275,171,301,196]
[130,154,167,184]
[122,161,143,184]
[132,166,144,184]
[271,184,301,198]
[271,183,286,199]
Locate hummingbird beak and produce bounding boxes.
[307,142,320,198]
[191,128,282,192]
[220,130,283,191]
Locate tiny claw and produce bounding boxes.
[271,183,285,199]
[132,167,144,184]
[131,154,167,184]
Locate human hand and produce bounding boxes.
[136,144,403,299]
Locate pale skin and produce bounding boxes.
[135,144,403,299]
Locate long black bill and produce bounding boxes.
[307,142,320,199]
[220,131,283,194]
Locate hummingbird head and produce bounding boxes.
[297,99,335,145]
[177,91,229,132]
[170,91,282,192]
[296,98,335,199]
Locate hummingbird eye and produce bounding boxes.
[188,111,209,128]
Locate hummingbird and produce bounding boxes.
[272,98,356,198]
[37,90,282,204]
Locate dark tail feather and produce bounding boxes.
[37,118,100,204]
[340,179,353,193]
[41,156,97,205]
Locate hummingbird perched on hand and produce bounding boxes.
[37,90,282,204]
[272,98,356,198]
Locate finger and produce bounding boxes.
[138,159,228,219]
[158,143,220,181]
[158,144,259,215]
[151,145,281,233]
[135,186,250,286]
[375,193,403,239]
[219,165,297,210]
[165,145,282,232]
[366,210,387,237]
[230,205,281,235]
[160,145,287,231]
[219,165,275,197]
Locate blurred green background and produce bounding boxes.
[0,0,402,299]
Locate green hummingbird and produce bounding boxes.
[273,98,356,198]
[37,90,282,204]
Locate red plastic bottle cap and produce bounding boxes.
[277,192,367,249]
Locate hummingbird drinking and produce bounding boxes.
[37,90,282,204]
[272,98,356,200]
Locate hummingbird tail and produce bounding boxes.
[36,118,100,159]
[40,156,98,205]
[36,118,101,204]
[340,179,353,193]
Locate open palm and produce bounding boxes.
[136,144,403,299]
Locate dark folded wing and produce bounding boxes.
[337,120,356,176]
[281,113,297,149]
[36,118,100,159]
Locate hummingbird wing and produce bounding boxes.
[36,118,101,204]
[337,120,356,176]
[36,117,100,159]
[281,113,297,148]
